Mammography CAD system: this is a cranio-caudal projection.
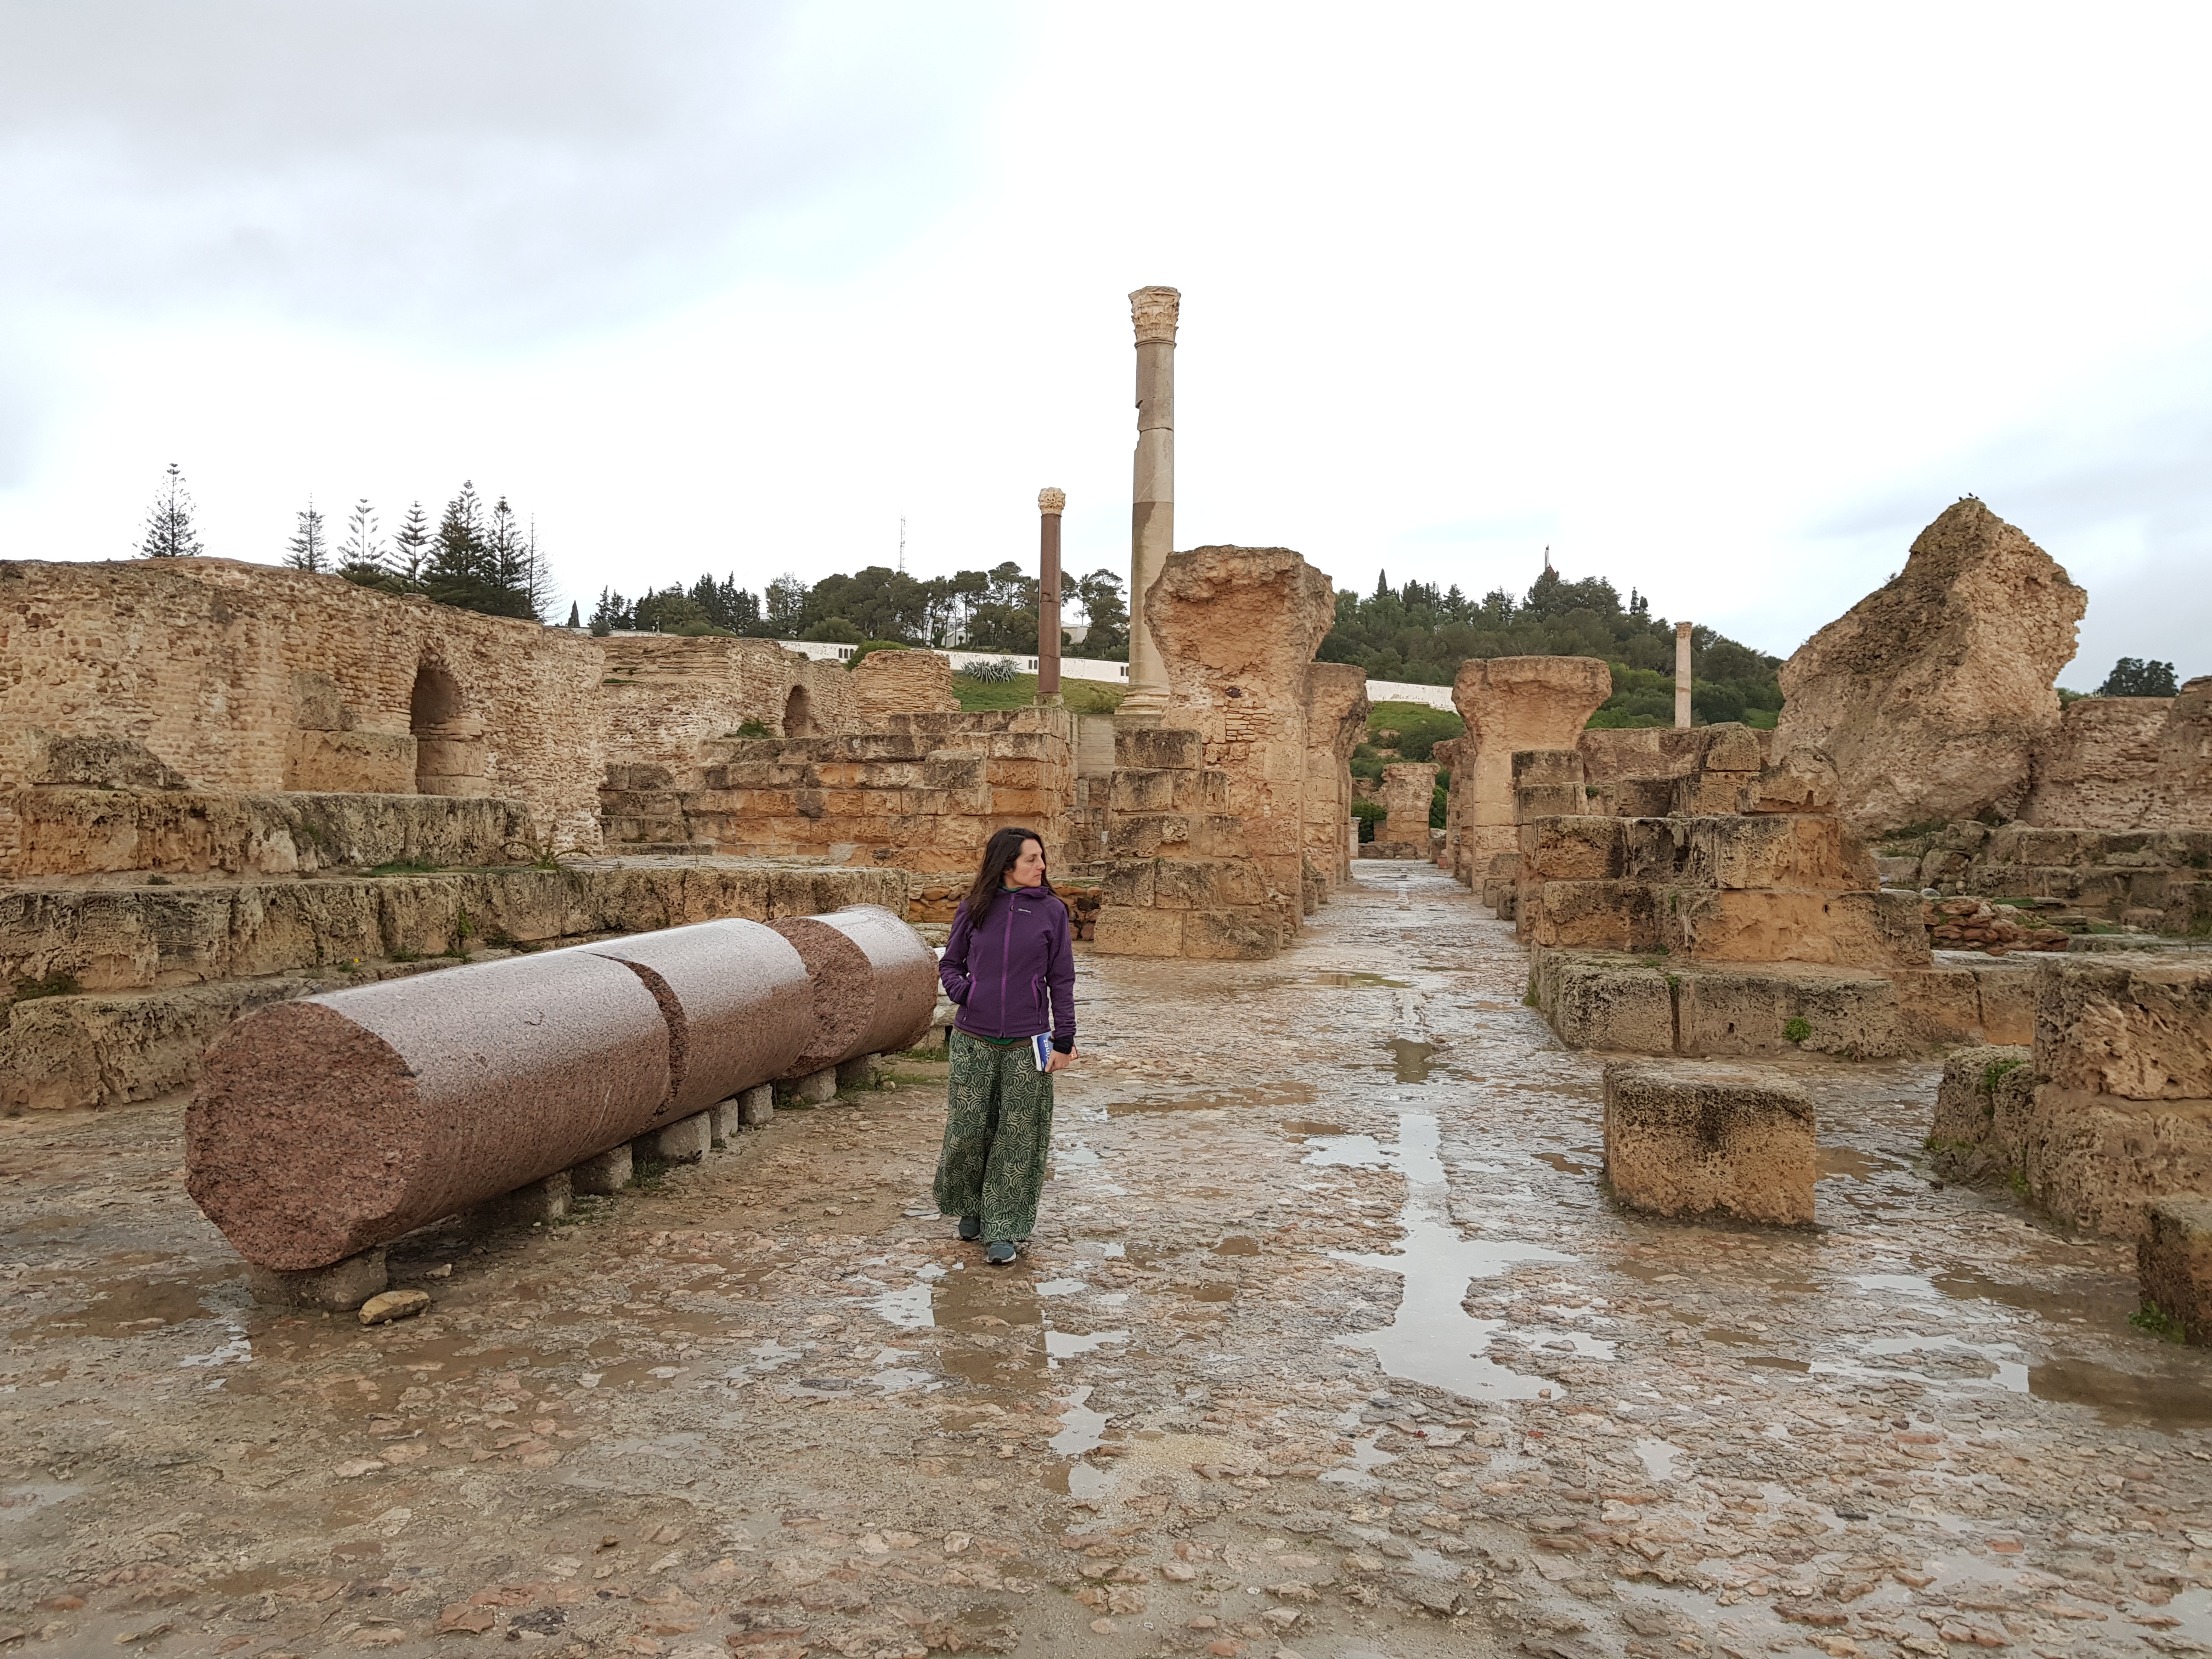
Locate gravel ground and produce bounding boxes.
[5,860,2212,1659]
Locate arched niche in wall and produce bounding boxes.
[410,662,487,795]
[782,684,817,738]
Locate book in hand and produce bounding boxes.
[1032,1034,1053,1072]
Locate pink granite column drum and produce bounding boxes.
[768,905,939,1077]
[583,918,814,1122]
[188,952,672,1271]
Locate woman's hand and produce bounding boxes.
[1045,1046,1079,1074]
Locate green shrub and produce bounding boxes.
[2131,1301,2187,1342]
[1352,800,1386,843]
[1782,1017,1812,1044]
[369,859,440,876]
[1982,1057,2025,1093]
[1366,701,1464,762]
[13,971,83,1002]
[735,718,772,738]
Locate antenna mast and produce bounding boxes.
[898,516,906,573]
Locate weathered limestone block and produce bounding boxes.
[2139,1198,2212,1345]
[0,787,534,879]
[1303,662,1369,890]
[1520,816,1626,882]
[1680,815,1867,891]
[2035,957,2212,1099]
[1776,499,2087,836]
[1541,958,1675,1052]
[584,918,814,1121]
[735,1082,775,1127]
[767,905,938,1078]
[1523,879,1662,951]
[284,728,416,793]
[1181,908,1286,961]
[1602,1062,1816,1225]
[21,730,190,791]
[1665,888,1927,968]
[2015,1086,2212,1240]
[1671,968,1915,1059]
[1481,853,1520,917]
[850,648,960,717]
[789,1065,840,1104]
[189,951,673,1269]
[1743,747,1842,816]
[1115,726,1204,771]
[1927,1045,2035,1177]
[1108,813,1248,859]
[1451,658,1611,885]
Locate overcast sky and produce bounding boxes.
[4,2,2209,683]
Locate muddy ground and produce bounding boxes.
[5,860,2212,1659]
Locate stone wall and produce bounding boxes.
[1145,545,1342,926]
[1776,499,2087,837]
[1,558,612,845]
[850,648,961,718]
[673,709,1077,872]
[1902,820,2212,936]
[1443,656,1612,885]
[2023,680,2212,831]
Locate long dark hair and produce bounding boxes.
[962,826,1051,926]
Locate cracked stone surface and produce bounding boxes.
[5,860,2212,1658]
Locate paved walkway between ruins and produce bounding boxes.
[7,864,2212,1659]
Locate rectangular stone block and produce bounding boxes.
[1519,815,1626,881]
[635,1111,712,1164]
[1101,859,1155,909]
[1152,858,1268,911]
[471,1171,573,1229]
[1607,778,1679,820]
[1672,968,1912,1059]
[1515,783,1586,822]
[1512,749,1585,787]
[837,1053,879,1092]
[1888,965,1984,1046]
[788,1065,839,1104]
[1928,1043,2034,1155]
[1602,1061,1815,1224]
[1670,775,1746,816]
[736,1082,775,1126]
[1622,817,1690,881]
[1109,768,1180,812]
[2036,958,2212,1100]
[1683,815,1859,890]
[1092,906,1187,957]
[1181,908,1285,961]
[284,728,416,794]
[1544,961,1677,1053]
[1699,726,1766,772]
[1524,879,1661,951]
[569,1144,633,1194]
[1114,727,1203,771]
[2019,1086,2212,1240]
[2140,1197,2212,1345]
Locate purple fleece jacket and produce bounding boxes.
[939,885,1076,1052]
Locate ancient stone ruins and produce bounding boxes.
[5,299,2212,1658]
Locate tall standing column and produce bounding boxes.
[1674,620,1694,728]
[1119,285,1180,724]
[1036,487,1064,704]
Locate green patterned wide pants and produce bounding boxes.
[933,1030,1056,1243]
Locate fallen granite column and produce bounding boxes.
[1038,487,1065,704]
[189,951,673,1272]
[1119,284,1180,725]
[769,904,940,1084]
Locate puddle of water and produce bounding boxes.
[1817,1147,1904,1181]
[1106,1084,1315,1119]
[1634,1438,1689,1481]
[10,1265,239,1341]
[927,1265,1046,1393]
[582,1361,683,1391]
[1532,1151,1597,1177]
[870,1284,935,1330]
[1212,1237,1261,1257]
[1386,1039,1436,1084]
[1033,1278,1088,1297]
[1049,1386,1108,1455]
[1045,1329,1128,1360]
[1332,1113,1576,1402]
[1181,1283,1235,1303]
[1282,1120,1348,1138]
[1304,1134,1394,1171]
[1314,972,1410,989]
[2028,1353,2212,1427]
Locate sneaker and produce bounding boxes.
[958,1216,982,1242]
[984,1241,1018,1266]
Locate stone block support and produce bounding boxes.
[2140,1198,2212,1345]
[245,1248,390,1312]
[472,1171,572,1229]
[735,1082,775,1127]
[1602,1062,1816,1225]
[569,1144,633,1195]
[1379,761,1438,854]
[1449,657,1612,887]
[791,1066,839,1104]
[635,1113,711,1166]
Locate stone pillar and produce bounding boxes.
[1448,656,1613,887]
[1119,285,1180,725]
[1674,622,1693,729]
[1037,488,1065,704]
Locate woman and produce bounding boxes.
[932,825,1077,1265]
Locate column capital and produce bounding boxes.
[1037,487,1065,516]
[1129,285,1181,344]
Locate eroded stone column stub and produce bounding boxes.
[1674,620,1693,729]
[1122,285,1180,724]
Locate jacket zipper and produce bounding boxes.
[998,896,1014,1036]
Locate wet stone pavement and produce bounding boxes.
[6,860,2212,1659]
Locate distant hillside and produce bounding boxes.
[1319,567,1784,729]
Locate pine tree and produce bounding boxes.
[138,463,204,558]
[484,495,538,620]
[391,501,431,582]
[284,499,330,573]
[2097,657,2179,697]
[590,587,631,635]
[424,482,493,612]
[336,498,386,574]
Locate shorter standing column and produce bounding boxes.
[1037,488,1064,704]
[1674,620,1694,728]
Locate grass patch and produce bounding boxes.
[146,874,172,885]
[630,1155,670,1192]
[369,859,441,876]
[12,971,83,1002]
[950,671,1126,714]
[1366,700,1464,762]
[1982,1057,2026,1093]
[2005,1167,2028,1196]
[2131,1301,2187,1342]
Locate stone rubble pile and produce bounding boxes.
[1920,897,2071,955]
